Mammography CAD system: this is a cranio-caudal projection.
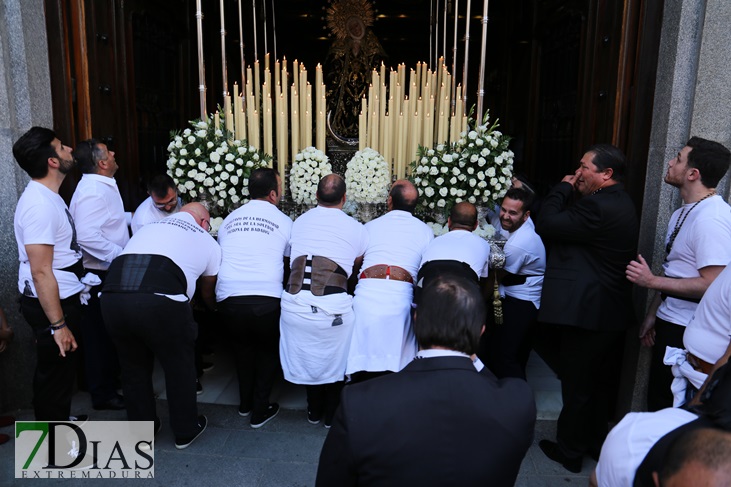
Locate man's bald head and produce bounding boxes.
[181,202,210,230]
[656,428,731,487]
[448,202,478,231]
[389,179,418,213]
[317,174,346,207]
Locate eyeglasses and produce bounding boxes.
[201,219,211,232]
[153,195,178,209]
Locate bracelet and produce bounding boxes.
[50,316,66,326]
[49,322,67,335]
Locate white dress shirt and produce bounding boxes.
[69,174,131,271]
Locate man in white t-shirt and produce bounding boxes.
[13,127,85,421]
[418,202,490,300]
[627,136,731,410]
[346,180,433,383]
[216,168,292,428]
[100,203,221,450]
[130,174,181,234]
[482,187,546,380]
[69,139,130,411]
[280,174,368,428]
[592,407,699,487]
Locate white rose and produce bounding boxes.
[435,177,444,185]
[467,167,475,175]
[207,141,214,148]
[468,196,476,204]
[187,136,195,144]
[177,184,186,193]
[225,153,235,161]
[450,177,457,185]
[184,181,195,190]
[475,138,484,146]
[187,169,198,178]
[450,188,458,196]
[437,199,446,207]
[195,173,205,182]
[470,154,478,163]
[183,129,191,136]
[221,172,230,180]
[204,178,214,187]
[210,152,220,163]
[189,159,196,166]
[231,194,240,203]
[189,190,197,198]
[429,167,439,175]
[443,154,453,163]
[469,179,477,187]
[439,187,448,197]
[468,131,477,140]
[175,168,184,177]
[246,160,254,167]
[486,167,496,177]
[425,187,435,197]
[196,130,206,138]
[230,175,239,185]
[179,148,188,156]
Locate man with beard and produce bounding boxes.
[626,137,731,411]
[482,187,545,380]
[13,127,86,421]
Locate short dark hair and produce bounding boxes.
[503,187,534,213]
[586,144,626,182]
[414,274,486,354]
[390,182,417,213]
[686,137,731,188]
[74,138,104,174]
[317,174,345,205]
[148,173,177,198]
[450,202,477,228]
[12,127,58,179]
[249,167,279,199]
[658,428,731,484]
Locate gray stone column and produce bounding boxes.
[0,0,54,412]
[626,0,731,412]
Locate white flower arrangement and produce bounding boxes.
[289,146,332,204]
[427,221,497,239]
[166,115,269,217]
[411,110,514,220]
[344,147,391,204]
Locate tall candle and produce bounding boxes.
[254,61,261,114]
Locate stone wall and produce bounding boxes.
[0,0,54,412]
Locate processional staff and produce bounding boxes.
[196,0,206,119]
[476,0,490,123]
[220,0,228,98]
[462,0,472,114]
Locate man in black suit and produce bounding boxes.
[316,274,536,487]
[536,144,639,473]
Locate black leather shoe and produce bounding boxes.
[93,394,126,411]
[539,440,582,473]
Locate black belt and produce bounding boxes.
[57,259,84,280]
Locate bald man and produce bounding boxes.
[654,428,731,487]
[280,174,368,427]
[346,180,434,383]
[100,203,221,449]
[418,202,491,298]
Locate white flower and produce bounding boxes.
[207,141,214,149]
[439,187,448,197]
[230,175,239,185]
[179,148,188,156]
[468,196,476,203]
[475,138,484,146]
[187,136,195,144]
[189,190,197,198]
[225,153,235,161]
[177,184,186,193]
[468,131,477,140]
[175,168,184,177]
[425,187,435,197]
[231,194,240,204]
[450,177,457,185]
[452,167,460,176]
[443,154,453,163]
[429,166,439,176]
[435,177,444,186]
[210,153,220,163]
[184,181,195,190]
[204,178,214,187]
[437,199,446,207]
[187,169,198,178]
[486,167,496,177]
[221,172,230,180]
[183,129,191,136]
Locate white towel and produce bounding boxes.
[663,346,708,407]
[79,272,102,305]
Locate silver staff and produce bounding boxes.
[220,0,228,97]
[462,0,472,114]
[196,0,207,119]
[476,0,489,122]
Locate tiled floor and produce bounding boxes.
[154,343,563,419]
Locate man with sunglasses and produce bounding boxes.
[131,173,182,234]
[69,139,129,411]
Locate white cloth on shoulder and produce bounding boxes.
[663,346,708,407]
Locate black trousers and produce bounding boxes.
[218,296,281,416]
[20,294,81,421]
[483,295,538,380]
[306,382,344,424]
[646,317,686,412]
[101,292,199,439]
[78,270,121,406]
[555,325,624,459]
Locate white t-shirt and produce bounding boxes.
[361,210,434,281]
[289,206,368,277]
[594,407,697,487]
[420,229,491,278]
[500,218,546,307]
[216,200,293,301]
[657,195,731,326]
[683,263,731,365]
[69,174,131,271]
[130,196,182,234]
[121,212,221,299]
[15,181,85,299]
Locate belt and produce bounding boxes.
[360,264,414,284]
[660,292,701,304]
[286,255,348,296]
[687,352,714,375]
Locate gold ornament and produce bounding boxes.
[326,0,375,41]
